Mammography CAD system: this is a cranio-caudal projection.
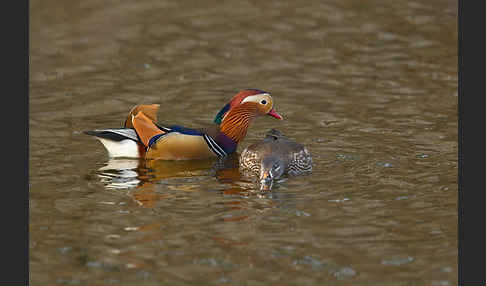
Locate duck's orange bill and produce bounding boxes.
[268,108,283,120]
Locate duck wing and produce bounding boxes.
[132,112,228,160]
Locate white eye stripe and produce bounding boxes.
[241,93,271,104]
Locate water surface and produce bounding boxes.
[30,0,458,285]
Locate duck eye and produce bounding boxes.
[261,100,267,105]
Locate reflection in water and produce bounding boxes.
[97,154,281,250]
[97,159,143,189]
[98,157,223,190]
[96,153,277,207]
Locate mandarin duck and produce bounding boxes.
[84,89,283,160]
[239,129,312,190]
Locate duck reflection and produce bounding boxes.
[98,156,229,189]
[96,154,283,249]
[97,158,144,189]
[96,153,274,207]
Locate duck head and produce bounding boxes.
[259,156,285,190]
[214,89,283,124]
[216,89,283,143]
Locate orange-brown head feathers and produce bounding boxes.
[239,92,283,119]
[219,89,283,143]
[214,89,283,124]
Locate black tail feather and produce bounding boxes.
[83,129,138,142]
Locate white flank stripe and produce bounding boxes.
[204,135,227,157]
[204,136,223,157]
[205,135,225,155]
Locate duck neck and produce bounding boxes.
[219,105,257,143]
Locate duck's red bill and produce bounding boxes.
[268,109,283,120]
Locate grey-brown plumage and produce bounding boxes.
[239,129,312,181]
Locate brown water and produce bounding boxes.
[29,0,458,285]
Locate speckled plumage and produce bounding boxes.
[239,129,312,178]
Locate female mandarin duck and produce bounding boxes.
[84,89,283,160]
[239,129,312,189]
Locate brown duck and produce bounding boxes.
[239,129,312,188]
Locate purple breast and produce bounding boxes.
[216,133,237,154]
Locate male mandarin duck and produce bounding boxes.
[84,89,283,160]
[239,129,312,189]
